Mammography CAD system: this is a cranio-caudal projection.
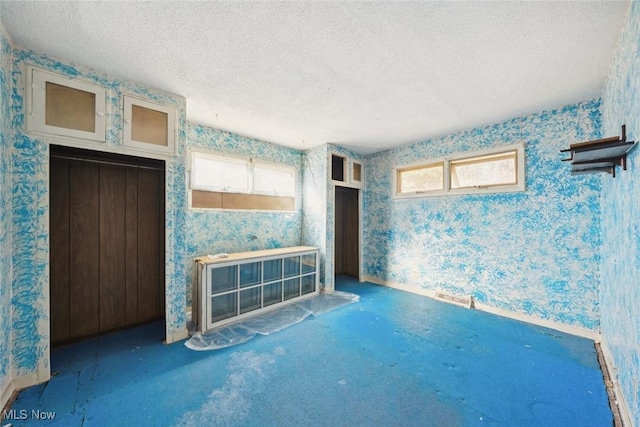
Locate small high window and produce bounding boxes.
[189,151,296,211]
[397,161,444,195]
[394,143,525,198]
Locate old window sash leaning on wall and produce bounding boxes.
[393,142,525,198]
[187,149,297,211]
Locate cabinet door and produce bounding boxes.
[29,68,106,142]
[350,161,363,187]
[124,96,176,155]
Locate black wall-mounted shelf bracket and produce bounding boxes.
[561,125,636,177]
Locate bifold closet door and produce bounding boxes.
[50,154,165,345]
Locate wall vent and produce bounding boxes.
[435,292,475,309]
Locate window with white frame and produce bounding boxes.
[394,143,525,198]
[252,163,296,196]
[191,153,251,193]
[189,150,296,211]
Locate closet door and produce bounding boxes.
[50,147,165,345]
[334,186,359,278]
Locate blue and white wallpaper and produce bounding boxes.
[363,100,603,331]
[0,23,13,403]
[9,45,188,385]
[601,0,640,424]
[184,123,304,304]
[4,5,640,423]
[302,144,328,287]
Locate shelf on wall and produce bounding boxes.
[561,125,636,177]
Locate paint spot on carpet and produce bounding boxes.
[176,349,281,427]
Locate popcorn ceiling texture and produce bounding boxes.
[601,0,640,424]
[0,2,628,153]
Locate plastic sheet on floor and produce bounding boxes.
[185,290,360,351]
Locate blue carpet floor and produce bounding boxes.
[5,277,612,426]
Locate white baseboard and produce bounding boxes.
[599,341,634,427]
[362,275,600,340]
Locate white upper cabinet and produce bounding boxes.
[331,154,363,188]
[28,67,107,142]
[123,95,176,155]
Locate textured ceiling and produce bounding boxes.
[0,1,630,154]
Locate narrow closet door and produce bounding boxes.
[335,186,360,279]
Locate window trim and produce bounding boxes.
[188,149,297,211]
[393,142,525,199]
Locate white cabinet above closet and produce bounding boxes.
[123,95,176,155]
[27,67,107,142]
[331,154,363,188]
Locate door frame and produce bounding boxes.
[48,145,168,345]
[333,185,363,283]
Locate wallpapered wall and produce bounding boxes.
[301,144,328,285]
[363,100,602,331]
[9,45,188,386]
[601,0,640,424]
[184,123,304,305]
[0,24,13,404]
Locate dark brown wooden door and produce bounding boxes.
[335,186,359,278]
[50,146,165,345]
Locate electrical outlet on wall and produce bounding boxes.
[411,269,418,279]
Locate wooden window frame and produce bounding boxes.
[393,142,525,198]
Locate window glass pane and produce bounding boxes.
[263,259,282,282]
[301,254,316,274]
[240,288,261,314]
[284,277,300,300]
[301,274,315,295]
[253,164,295,196]
[192,154,249,192]
[450,151,517,189]
[263,282,283,307]
[211,294,237,322]
[211,265,237,294]
[398,162,443,193]
[284,256,300,277]
[239,262,261,288]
